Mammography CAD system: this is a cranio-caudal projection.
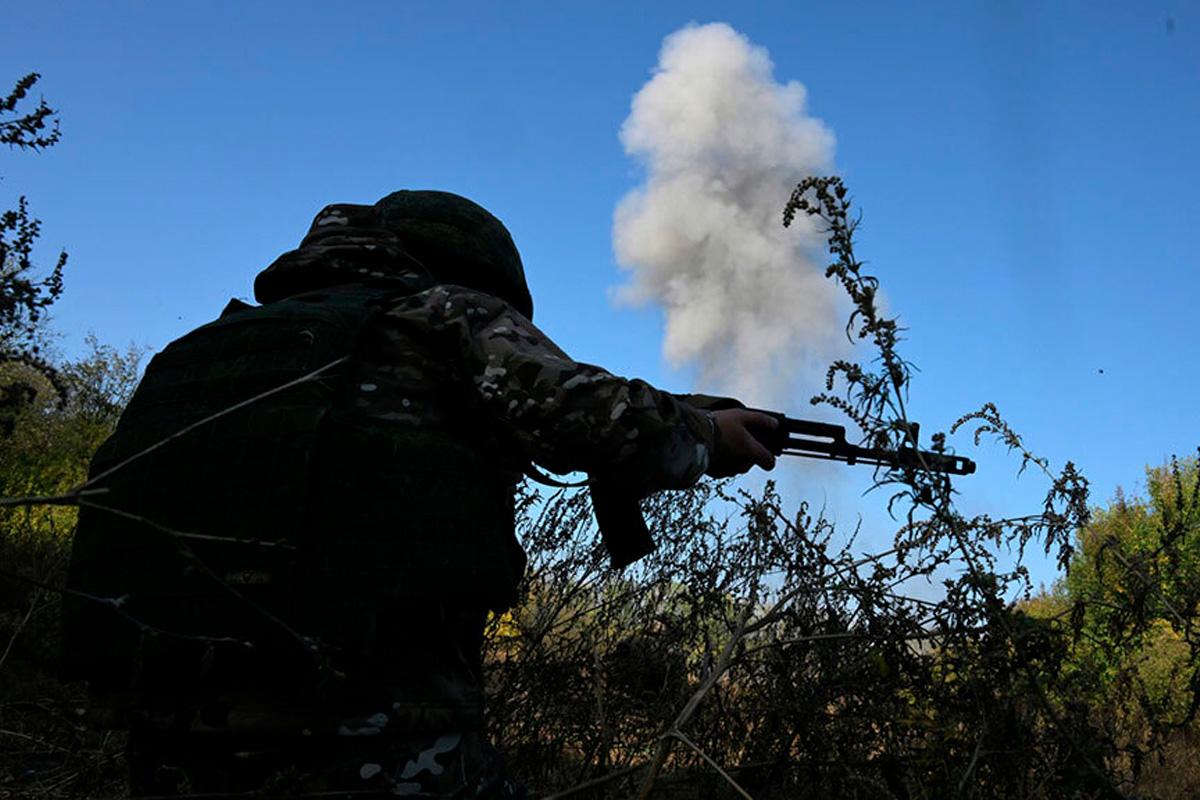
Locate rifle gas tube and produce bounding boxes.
[755,412,976,476]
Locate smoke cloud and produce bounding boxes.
[613,23,843,405]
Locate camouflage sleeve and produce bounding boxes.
[381,285,716,492]
[670,393,746,412]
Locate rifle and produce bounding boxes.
[754,412,975,476]
[591,409,974,569]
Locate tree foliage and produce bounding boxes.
[1,72,68,429]
[1063,459,1200,725]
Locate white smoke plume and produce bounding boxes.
[613,22,844,405]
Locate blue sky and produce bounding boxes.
[3,2,1197,589]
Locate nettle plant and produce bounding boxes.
[486,178,1197,800]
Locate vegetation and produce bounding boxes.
[0,336,141,798]
[0,131,1196,798]
[480,179,1199,799]
[1,72,68,421]
[0,72,132,798]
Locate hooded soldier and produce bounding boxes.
[63,191,777,798]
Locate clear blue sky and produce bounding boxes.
[4,2,1197,589]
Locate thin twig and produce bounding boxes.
[0,566,253,652]
[739,630,939,659]
[78,499,296,551]
[636,565,761,799]
[0,726,72,753]
[957,719,987,796]
[73,502,320,667]
[0,585,41,672]
[0,487,109,508]
[78,356,348,491]
[665,729,755,800]
[541,762,648,800]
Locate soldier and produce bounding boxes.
[63,191,777,797]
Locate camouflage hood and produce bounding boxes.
[254,203,428,304]
[256,192,533,320]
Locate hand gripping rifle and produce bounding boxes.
[590,406,974,569]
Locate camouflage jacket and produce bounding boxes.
[257,203,718,506]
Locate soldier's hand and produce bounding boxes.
[707,409,778,478]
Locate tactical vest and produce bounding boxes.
[62,282,524,694]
